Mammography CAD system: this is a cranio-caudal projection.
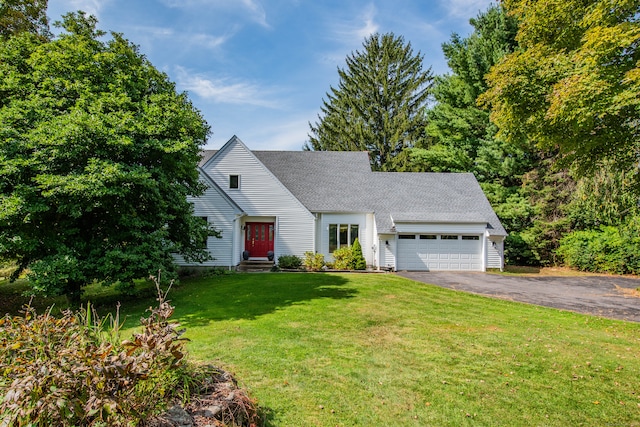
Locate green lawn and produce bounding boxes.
[3,272,640,426]
[119,272,639,426]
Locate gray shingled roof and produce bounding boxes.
[253,151,374,212]
[199,150,217,167]
[367,172,506,235]
[199,149,507,236]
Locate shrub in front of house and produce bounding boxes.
[303,252,325,271]
[278,254,303,269]
[332,247,353,270]
[351,238,366,270]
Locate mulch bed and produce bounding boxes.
[145,368,260,427]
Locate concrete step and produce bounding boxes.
[237,260,275,272]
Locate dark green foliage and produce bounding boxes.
[420,4,523,184]
[178,266,234,279]
[307,32,433,171]
[558,218,640,275]
[0,280,189,426]
[567,162,640,229]
[416,5,552,265]
[278,254,303,270]
[419,5,586,267]
[0,13,214,301]
[303,252,325,271]
[0,0,50,39]
[517,164,576,266]
[350,238,366,270]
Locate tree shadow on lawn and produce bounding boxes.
[145,272,358,328]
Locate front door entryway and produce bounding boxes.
[245,222,275,258]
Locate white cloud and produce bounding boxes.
[188,32,231,49]
[175,67,283,109]
[159,0,270,28]
[240,0,270,28]
[318,3,380,67]
[130,25,232,51]
[330,3,379,46]
[249,115,314,150]
[62,0,109,18]
[353,3,379,41]
[441,0,495,18]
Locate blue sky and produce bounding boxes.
[47,0,496,150]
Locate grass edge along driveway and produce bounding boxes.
[118,272,639,426]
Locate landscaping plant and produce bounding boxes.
[350,238,367,270]
[331,247,352,270]
[0,274,191,426]
[277,254,303,270]
[303,252,325,271]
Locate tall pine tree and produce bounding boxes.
[306,33,432,171]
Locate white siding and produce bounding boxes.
[174,174,241,267]
[317,213,373,264]
[486,236,505,270]
[203,139,315,260]
[379,234,396,270]
[365,213,375,266]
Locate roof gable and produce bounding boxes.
[200,137,314,220]
[196,167,244,214]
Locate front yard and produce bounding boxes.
[2,272,640,425]
[134,272,640,426]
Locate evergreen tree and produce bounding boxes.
[350,238,366,270]
[410,4,525,185]
[307,33,433,171]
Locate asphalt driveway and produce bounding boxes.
[397,271,640,322]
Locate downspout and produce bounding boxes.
[233,213,246,270]
[313,213,318,254]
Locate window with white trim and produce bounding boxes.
[329,224,359,253]
[229,174,240,189]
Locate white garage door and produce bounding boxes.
[396,234,483,271]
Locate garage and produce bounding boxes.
[396,234,483,271]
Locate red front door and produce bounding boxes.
[245,222,274,257]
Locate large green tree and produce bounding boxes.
[477,0,640,268]
[306,32,432,171]
[409,4,525,185]
[0,12,213,302]
[0,0,49,39]
[406,5,581,266]
[480,0,640,184]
